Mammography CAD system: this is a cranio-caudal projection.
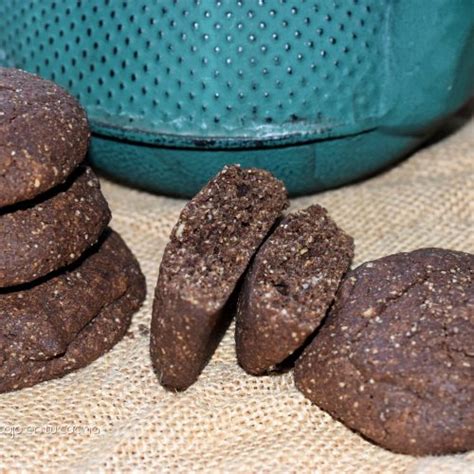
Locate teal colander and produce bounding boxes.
[1,0,473,196]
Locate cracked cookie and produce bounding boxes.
[294,248,474,455]
[151,165,288,391]
[0,166,110,287]
[0,229,146,393]
[236,204,354,375]
[0,67,89,207]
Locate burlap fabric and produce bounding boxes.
[0,115,472,473]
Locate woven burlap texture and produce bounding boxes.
[0,117,472,473]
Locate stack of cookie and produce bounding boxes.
[0,68,146,393]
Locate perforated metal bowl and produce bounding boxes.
[1,0,473,196]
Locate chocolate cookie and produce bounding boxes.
[294,248,474,455]
[0,229,146,393]
[236,204,354,375]
[0,67,89,207]
[0,166,111,287]
[151,165,289,390]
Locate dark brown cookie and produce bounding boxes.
[0,166,111,287]
[0,229,146,393]
[151,165,289,391]
[0,67,89,207]
[294,248,474,456]
[236,204,354,375]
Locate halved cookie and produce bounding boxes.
[151,165,288,390]
[236,204,354,374]
[294,248,474,455]
[0,229,146,393]
[0,67,89,207]
[0,166,110,287]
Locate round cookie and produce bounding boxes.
[0,166,111,287]
[0,229,146,393]
[294,248,474,455]
[0,67,89,207]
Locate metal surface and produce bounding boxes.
[1,0,473,196]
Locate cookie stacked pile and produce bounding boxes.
[0,68,146,393]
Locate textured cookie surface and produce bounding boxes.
[295,248,474,455]
[236,204,354,375]
[0,166,110,287]
[0,229,146,393]
[151,165,289,390]
[0,67,89,207]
